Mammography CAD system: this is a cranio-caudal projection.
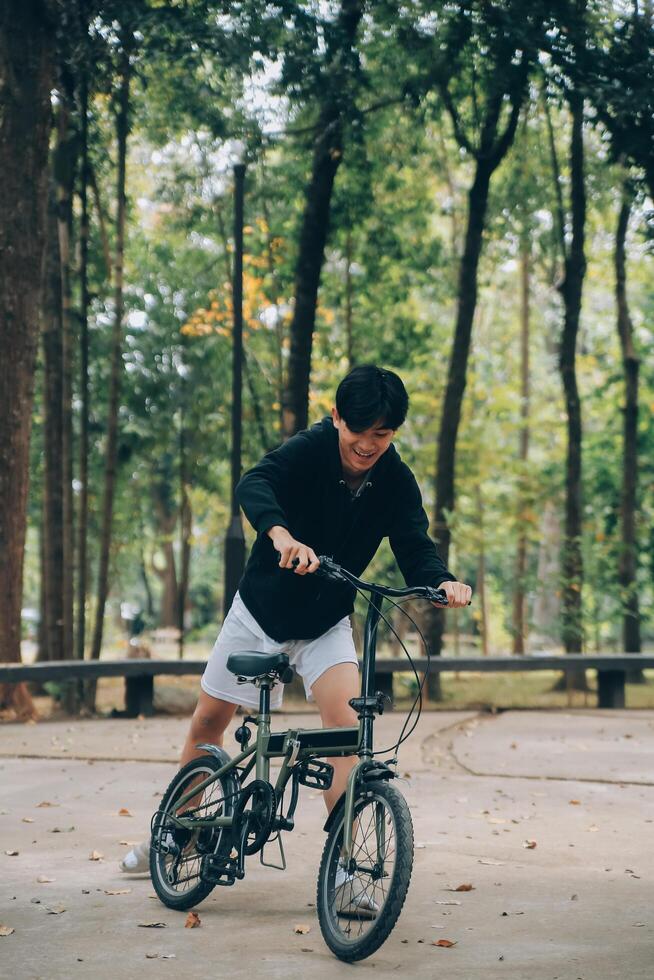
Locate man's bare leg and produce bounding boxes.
[179,689,239,766]
[310,662,360,815]
[310,662,378,916]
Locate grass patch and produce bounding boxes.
[393,669,654,710]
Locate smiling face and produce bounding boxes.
[331,407,396,479]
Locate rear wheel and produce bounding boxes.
[317,780,414,961]
[150,752,238,911]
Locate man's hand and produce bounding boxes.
[437,580,472,608]
[267,526,320,575]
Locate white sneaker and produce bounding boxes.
[119,839,150,875]
[334,863,379,919]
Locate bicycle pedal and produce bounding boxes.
[200,854,242,886]
[296,759,333,791]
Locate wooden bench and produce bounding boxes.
[1,654,652,717]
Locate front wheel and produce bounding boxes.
[317,780,414,962]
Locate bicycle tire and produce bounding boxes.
[316,780,414,962]
[150,751,238,911]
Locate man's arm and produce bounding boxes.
[236,433,320,575]
[235,431,314,535]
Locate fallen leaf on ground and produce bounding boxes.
[104,889,131,896]
[569,800,581,805]
[138,922,167,929]
[454,883,475,892]
[523,840,537,849]
[293,924,311,934]
[4,850,19,857]
[0,925,15,937]
[118,808,132,817]
[570,894,579,901]
[89,850,104,861]
[301,947,314,953]
[185,912,201,929]
[49,827,75,834]
[432,939,457,948]
[36,875,54,883]
[45,906,66,915]
[36,801,58,808]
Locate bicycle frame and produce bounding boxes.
[170,561,444,865]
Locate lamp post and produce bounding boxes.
[223,142,247,617]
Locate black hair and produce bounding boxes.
[335,364,409,432]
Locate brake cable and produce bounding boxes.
[351,586,435,758]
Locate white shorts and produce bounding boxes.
[200,591,359,710]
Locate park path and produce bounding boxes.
[1,708,653,979]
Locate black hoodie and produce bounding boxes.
[235,416,455,641]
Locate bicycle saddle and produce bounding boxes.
[226,651,291,679]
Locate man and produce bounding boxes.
[121,365,472,899]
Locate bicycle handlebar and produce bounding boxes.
[314,555,450,606]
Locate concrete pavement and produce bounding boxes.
[1,708,653,979]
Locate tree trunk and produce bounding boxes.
[215,201,270,453]
[140,557,155,625]
[88,33,132,706]
[532,501,561,641]
[282,0,364,438]
[615,183,641,656]
[156,540,179,627]
[40,189,65,663]
[0,0,55,717]
[425,160,492,696]
[76,69,91,666]
[38,511,48,663]
[89,162,112,283]
[558,90,586,662]
[178,403,191,660]
[345,229,354,367]
[259,176,285,440]
[476,484,489,657]
[54,88,78,712]
[513,237,531,653]
[151,474,180,629]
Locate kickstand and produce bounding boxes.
[260,833,286,871]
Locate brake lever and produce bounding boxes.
[315,556,349,584]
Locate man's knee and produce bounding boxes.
[190,696,235,737]
[320,703,358,729]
